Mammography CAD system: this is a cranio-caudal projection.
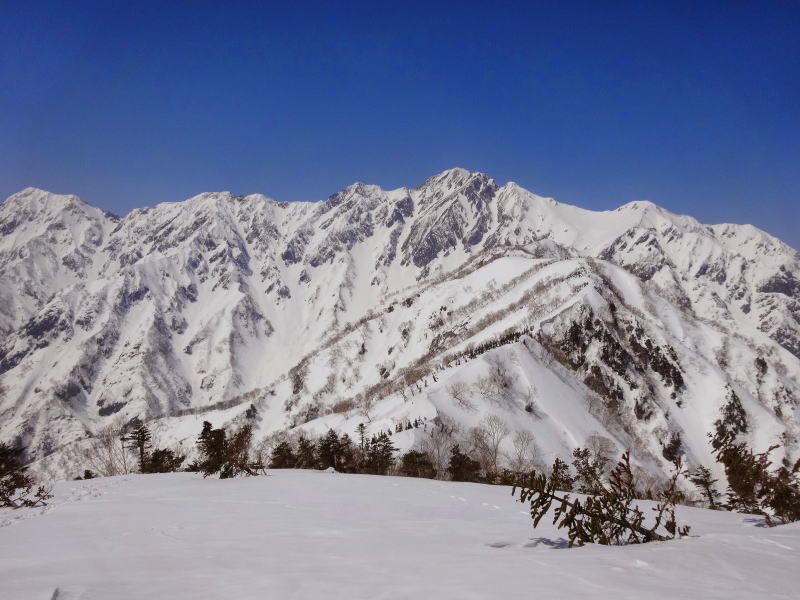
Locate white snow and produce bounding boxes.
[1,471,797,599]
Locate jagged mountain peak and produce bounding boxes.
[617,199,660,211]
[416,167,494,191]
[0,187,111,221]
[147,190,282,214]
[2,186,76,207]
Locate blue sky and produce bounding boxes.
[1,1,798,248]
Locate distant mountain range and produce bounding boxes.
[1,168,798,479]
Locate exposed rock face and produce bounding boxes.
[0,170,798,480]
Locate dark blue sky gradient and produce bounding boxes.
[1,1,798,248]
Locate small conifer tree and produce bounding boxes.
[513,452,690,547]
[572,447,609,494]
[196,421,226,476]
[269,441,297,469]
[317,429,342,470]
[220,424,261,478]
[400,450,436,479]
[0,442,52,509]
[338,434,356,473]
[447,445,482,482]
[124,423,152,473]
[194,422,262,478]
[146,448,185,473]
[364,432,397,475]
[357,423,367,451]
[711,432,800,525]
[549,457,575,492]
[689,466,721,510]
[295,434,318,469]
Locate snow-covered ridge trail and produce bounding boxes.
[0,168,799,483]
[0,471,797,600]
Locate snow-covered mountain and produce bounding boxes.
[1,169,798,480]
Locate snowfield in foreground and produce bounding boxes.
[1,471,798,600]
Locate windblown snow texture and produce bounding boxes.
[0,169,798,479]
[1,471,798,599]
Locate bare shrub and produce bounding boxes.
[714,339,730,370]
[468,415,510,477]
[327,346,344,368]
[288,358,309,395]
[81,420,136,477]
[466,426,492,474]
[312,373,337,403]
[331,398,356,414]
[586,434,618,467]
[474,375,502,402]
[509,429,537,473]
[447,382,474,410]
[359,393,376,422]
[422,415,459,478]
[486,356,514,391]
[523,385,541,416]
[252,434,279,468]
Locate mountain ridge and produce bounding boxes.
[0,170,798,483]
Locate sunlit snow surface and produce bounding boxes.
[1,471,798,599]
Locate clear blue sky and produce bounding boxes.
[1,1,798,248]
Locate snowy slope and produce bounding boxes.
[1,471,798,600]
[0,169,798,482]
